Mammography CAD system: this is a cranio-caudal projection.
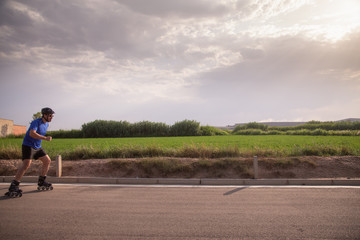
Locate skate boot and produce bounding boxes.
[37,176,53,191]
[4,180,23,198]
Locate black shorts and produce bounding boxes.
[22,145,47,160]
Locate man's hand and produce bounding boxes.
[45,136,52,141]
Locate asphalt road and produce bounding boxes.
[0,183,359,240]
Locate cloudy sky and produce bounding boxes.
[1,0,359,130]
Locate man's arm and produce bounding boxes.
[29,129,52,141]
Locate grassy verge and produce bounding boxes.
[107,158,253,178]
[105,157,318,178]
[0,142,357,160]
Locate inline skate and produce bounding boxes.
[37,176,53,191]
[4,180,23,198]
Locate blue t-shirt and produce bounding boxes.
[23,118,49,149]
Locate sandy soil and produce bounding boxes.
[1,156,359,179]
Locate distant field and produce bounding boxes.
[1,135,359,160]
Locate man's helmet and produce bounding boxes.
[41,107,55,115]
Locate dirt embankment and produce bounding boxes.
[0,156,359,179]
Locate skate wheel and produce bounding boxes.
[42,186,46,191]
[37,186,41,191]
[50,186,53,190]
[18,192,22,197]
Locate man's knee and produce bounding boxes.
[40,155,51,165]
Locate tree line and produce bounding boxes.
[47,120,229,138]
[7,119,360,138]
[232,121,360,136]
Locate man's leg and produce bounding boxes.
[37,155,53,190]
[38,155,51,176]
[15,159,32,182]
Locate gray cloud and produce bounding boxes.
[1,0,164,59]
[118,0,231,18]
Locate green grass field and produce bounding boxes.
[1,135,359,160]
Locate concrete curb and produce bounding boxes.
[1,176,359,186]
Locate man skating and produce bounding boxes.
[5,107,55,197]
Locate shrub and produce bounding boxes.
[130,121,170,137]
[232,122,268,132]
[233,129,264,135]
[81,120,131,138]
[80,119,206,138]
[170,120,201,136]
[200,126,229,136]
[270,120,360,132]
[267,130,283,135]
[48,129,83,138]
[4,134,24,139]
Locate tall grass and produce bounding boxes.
[0,145,21,159]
